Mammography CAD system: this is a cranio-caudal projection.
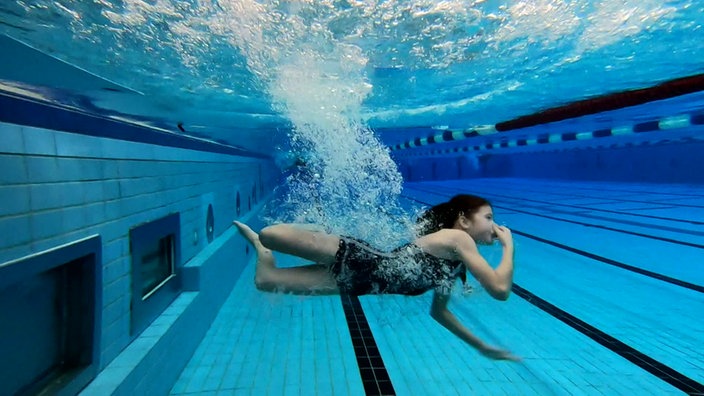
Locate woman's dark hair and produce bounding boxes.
[417,194,491,236]
[417,194,491,285]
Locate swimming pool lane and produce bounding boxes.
[402,179,704,393]
[170,178,701,395]
[171,253,365,395]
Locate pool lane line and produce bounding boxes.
[437,178,704,205]
[493,203,704,248]
[510,284,704,396]
[488,187,704,210]
[512,230,704,294]
[468,179,704,200]
[497,71,704,129]
[408,184,704,241]
[402,194,704,394]
[412,183,704,226]
[502,206,704,249]
[418,186,704,247]
[388,73,704,154]
[340,293,396,396]
[403,192,704,294]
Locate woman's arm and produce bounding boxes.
[430,292,520,361]
[452,224,514,300]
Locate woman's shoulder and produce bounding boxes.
[415,229,475,258]
[426,228,472,243]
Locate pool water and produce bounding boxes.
[1,1,703,395]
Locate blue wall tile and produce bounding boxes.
[25,156,59,183]
[55,131,104,158]
[0,155,28,184]
[0,215,31,248]
[0,185,30,216]
[0,122,24,153]
[22,126,57,156]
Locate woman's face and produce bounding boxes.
[467,205,495,245]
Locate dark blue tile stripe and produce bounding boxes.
[464,184,704,209]
[449,187,704,226]
[491,204,704,249]
[0,91,269,159]
[510,284,704,395]
[340,293,396,396]
[513,229,704,293]
[534,183,703,199]
[409,184,704,238]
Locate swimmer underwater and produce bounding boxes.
[233,194,519,361]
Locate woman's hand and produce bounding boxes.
[479,345,522,362]
[492,224,513,248]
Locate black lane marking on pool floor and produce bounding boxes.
[410,184,704,239]
[466,179,704,200]
[493,205,704,249]
[411,183,704,226]
[432,190,704,247]
[404,191,704,294]
[340,293,396,396]
[512,230,704,294]
[511,285,704,395]
[446,182,704,209]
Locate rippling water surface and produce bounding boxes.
[1,0,702,243]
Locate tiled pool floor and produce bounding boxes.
[172,179,703,395]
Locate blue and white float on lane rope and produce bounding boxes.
[389,112,704,157]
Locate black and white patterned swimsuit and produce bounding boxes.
[330,237,464,296]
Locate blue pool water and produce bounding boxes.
[1,1,704,395]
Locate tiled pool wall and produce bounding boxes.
[398,138,704,184]
[393,90,704,185]
[0,120,279,394]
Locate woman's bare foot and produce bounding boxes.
[233,221,262,247]
[233,221,275,286]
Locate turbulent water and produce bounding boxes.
[2,0,703,246]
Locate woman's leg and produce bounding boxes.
[233,222,340,295]
[259,223,340,264]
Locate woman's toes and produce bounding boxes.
[233,221,259,243]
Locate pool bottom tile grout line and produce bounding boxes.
[340,293,396,396]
